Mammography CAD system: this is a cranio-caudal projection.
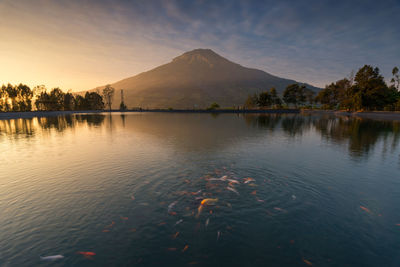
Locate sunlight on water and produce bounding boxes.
[1,113,400,266]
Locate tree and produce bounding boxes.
[64,92,75,111]
[258,91,272,108]
[269,87,282,108]
[351,65,394,110]
[391,67,399,90]
[102,84,115,111]
[16,84,33,111]
[85,92,104,110]
[207,102,220,110]
[244,94,259,109]
[120,101,127,110]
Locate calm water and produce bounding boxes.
[1,113,400,267]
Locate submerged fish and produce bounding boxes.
[256,197,265,202]
[77,251,96,257]
[205,218,210,228]
[201,198,218,205]
[251,190,257,195]
[292,195,296,200]
[226,187,239,195]
[175,219,183,225]
[209,175,228,181]
[130,194,135,200]
[182,244,189,252]
[168,201,178,212]
[303,258,313,266]
[227,179,240,184]
[217,231,221,241]
[172,231,180,239]
[40,255,64,261]
[360,206,371,213]
[243,177,255,184]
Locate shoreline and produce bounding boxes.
[302,110,400,121]
[1,109,400,121]
[0,109,299,120]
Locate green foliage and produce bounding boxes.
[244,94,259,108]
[207,102,220,110]
[315,65,400,111]
[283,84,308,107]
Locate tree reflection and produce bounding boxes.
[0,114,105,138]
[245,114,400,158]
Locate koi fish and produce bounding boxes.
[40,255,64,261]
[192,190,202,195]
[105,221,115,228]
[168,201,178,212]
[175,219,183,225]
[120,216,128,220]
[227,179,240,184]
[217,231,221,241]
[167,248,177,251]
[169,211,177,216]
[274,207,285,212]
[172,231,180,239]
[196,205,204,218]
[182,244,189,252]
[205,218,210,228]
[201,198,218,205]
[130,228,137,232]
[243,177,255,184]
[158,222,166,226]
[77,252,96,257]
[131,194,135,200]
[251,190,257,195]
[256,197,265,202]
[292,195,296,200]
[303,258,312,266]
[102,229,110,232]
[209,175,228,181]
[226,186,239,195]
[360,206,371,213]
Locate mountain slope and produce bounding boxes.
[92,49,320,109]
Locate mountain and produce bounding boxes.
[91,49,320,109]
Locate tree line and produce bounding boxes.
[0,84,117,112]
[244,84,315,109]
[244,65,400,111]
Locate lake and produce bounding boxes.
[1,112,400,267]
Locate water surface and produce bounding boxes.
[1,113,400,266]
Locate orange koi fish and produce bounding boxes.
[182,244,189,252]
[360,206,371,213]
[172,231,180,239]
[251,190,257,195]
[303,258,312,266]
[77,251,96,257]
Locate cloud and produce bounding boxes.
[0,0,399,90]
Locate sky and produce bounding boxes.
[0,0,399,91]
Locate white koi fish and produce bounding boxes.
[175,219,183,225]
[227,179,240,184]
[205,218,210,228]
[217,231,221,241]
[40,255,64,261]
[226,186,239,195]
[168,201,178,212]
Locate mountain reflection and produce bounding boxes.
[1,113,399,159]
